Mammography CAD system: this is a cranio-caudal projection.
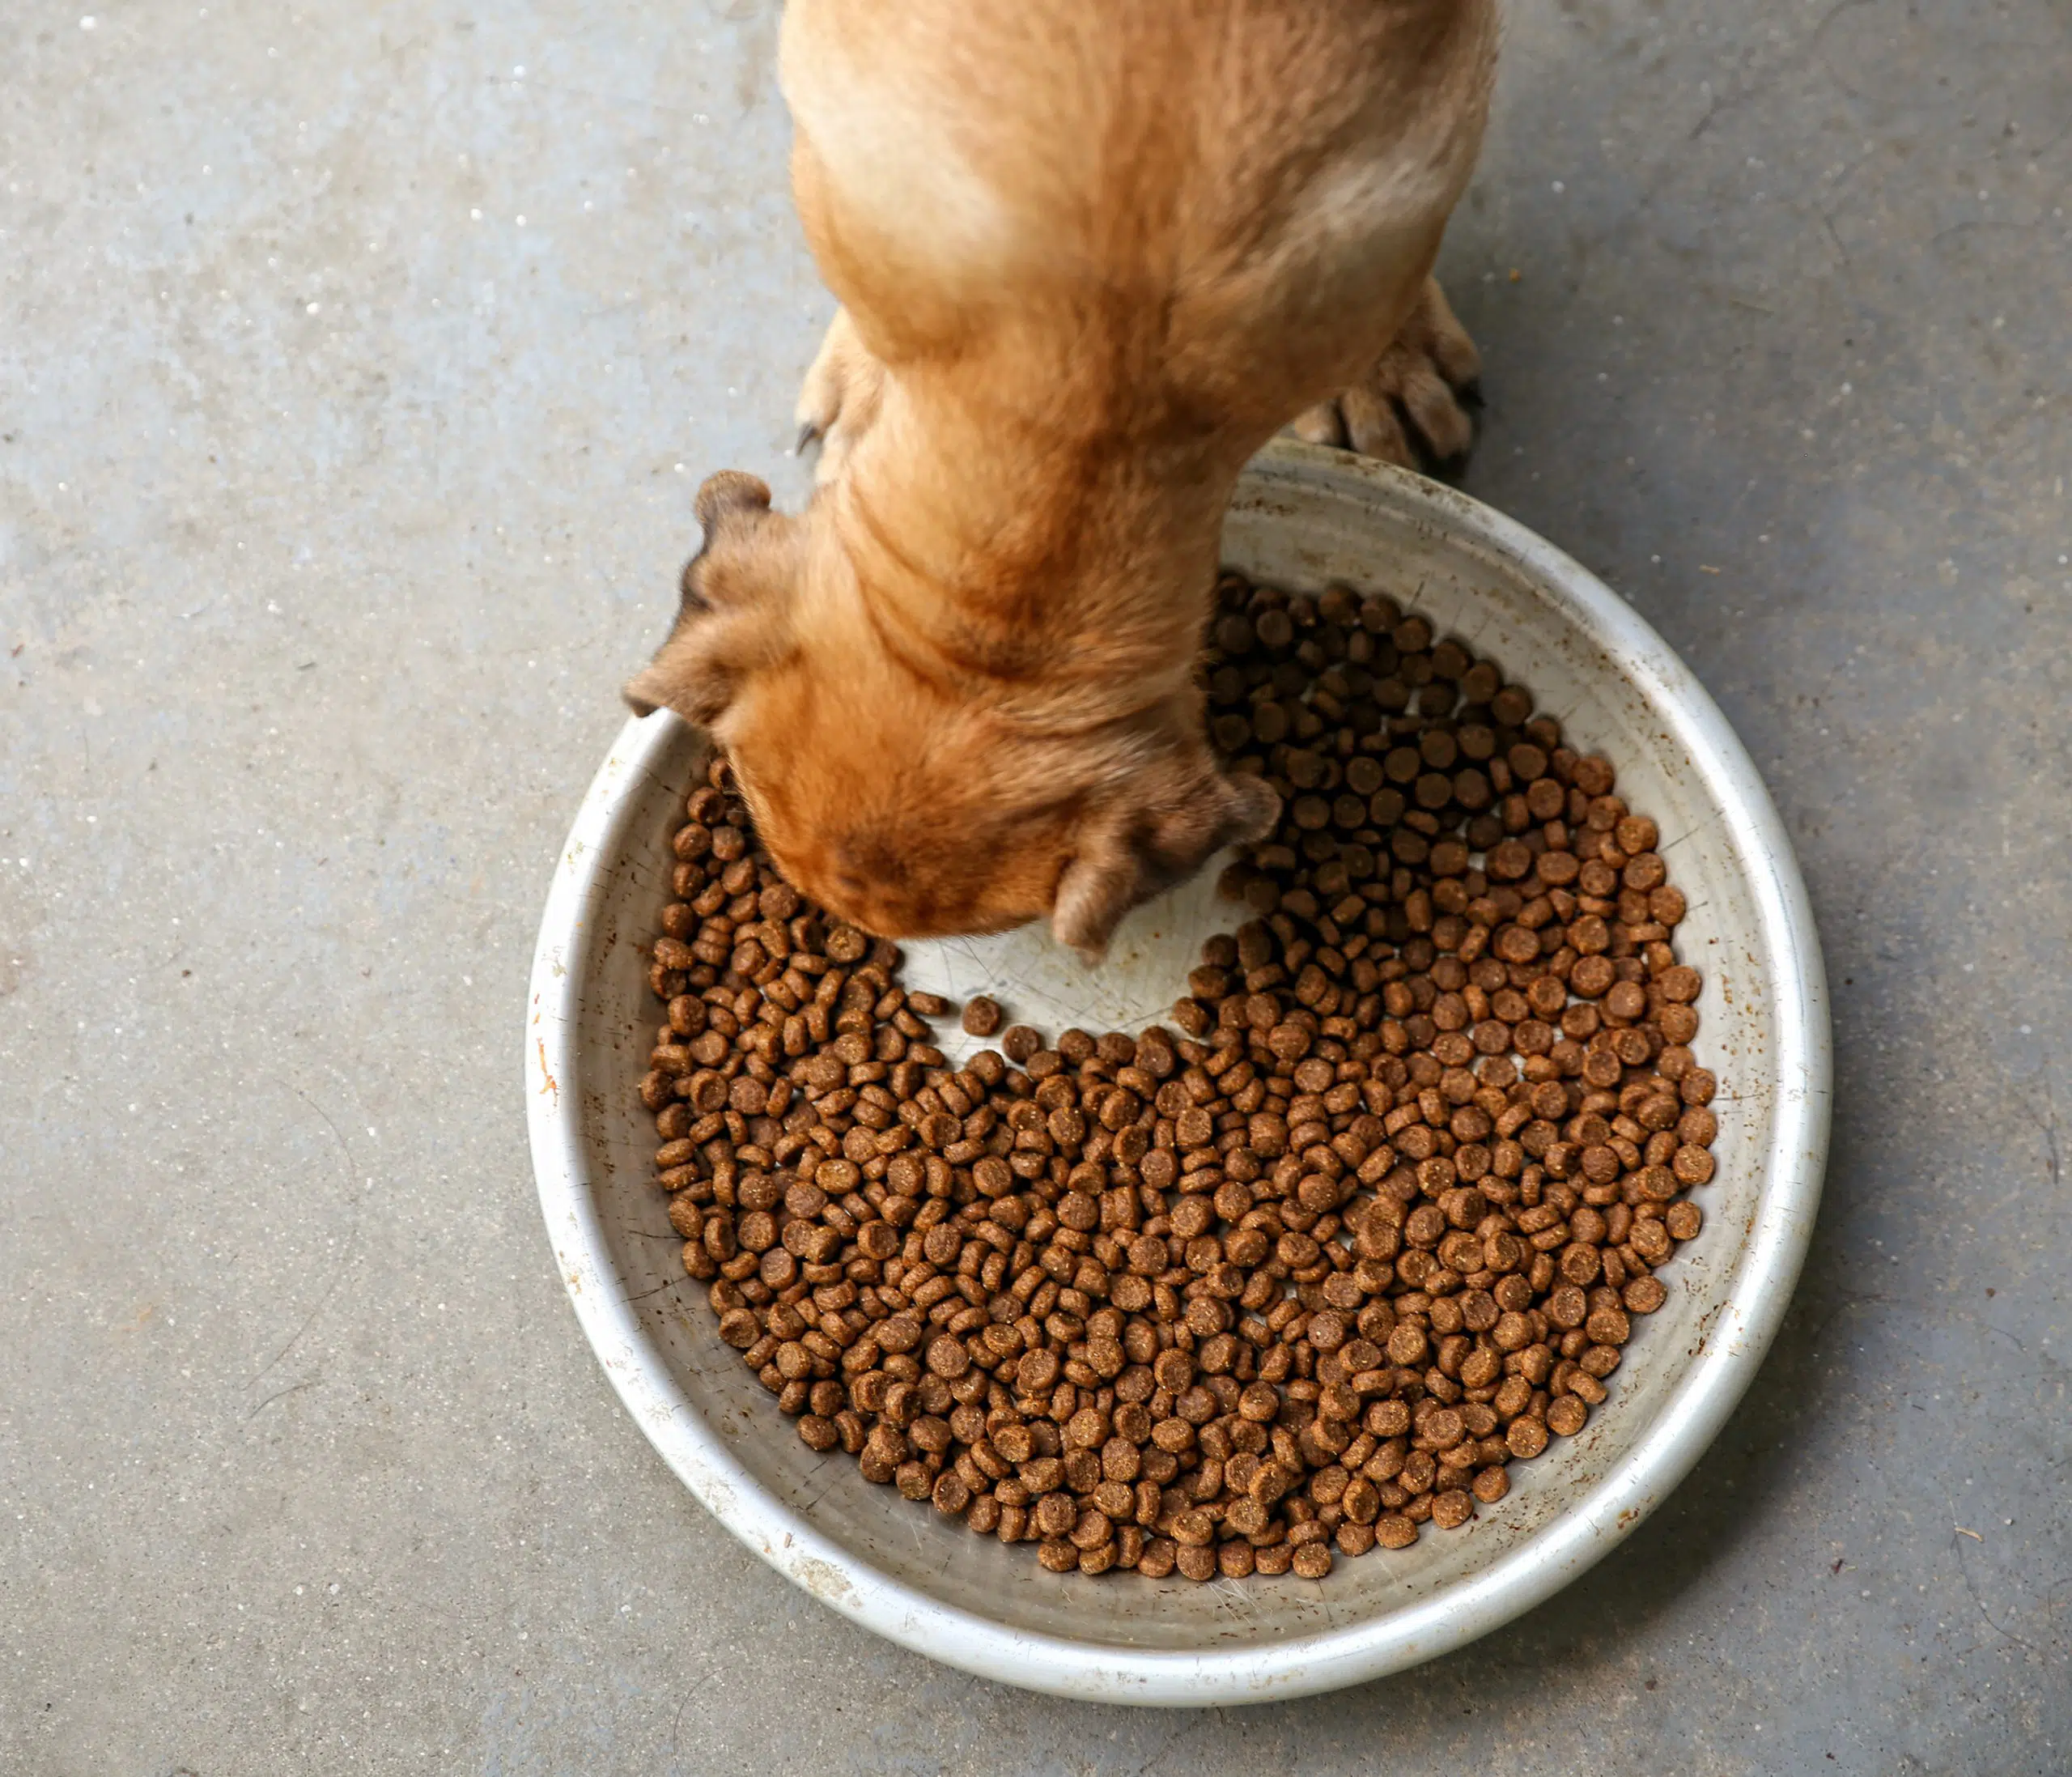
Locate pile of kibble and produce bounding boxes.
[635,572,1717,1582]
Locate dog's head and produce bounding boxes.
[626,473,1279,959]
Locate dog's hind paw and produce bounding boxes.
[1289,278,1482,478]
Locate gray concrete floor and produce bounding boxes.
[3,0,2067,1771]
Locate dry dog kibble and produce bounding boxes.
[1000,1025,1042,1064]
[635,570,1720,1584]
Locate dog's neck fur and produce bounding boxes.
[813,363,1255,733]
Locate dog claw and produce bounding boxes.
[796,420,822,456]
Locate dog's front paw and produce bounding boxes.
[795,307,887,486]
[1290,278,1481,477]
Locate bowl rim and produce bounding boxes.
[524,440,1831,1705]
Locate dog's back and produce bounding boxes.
[782,0,1497,437]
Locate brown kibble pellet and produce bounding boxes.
[1624,1275,1669,1314]
[1291,1542,1334,1580]
[639,574,1722,1584]
[1070,1507,1114,1551]
[925,1335,970,1379]
[1673,1144,1716,1185]
[1000,1025,1042,1064]
[1585,1307,1631,1346]
[1430,1490,1474,1530]
[1658,1003,1700,1046]
[1038,1540,1079,1574]
[1658,965,1702,1004]
[1336,1521,1377,1558]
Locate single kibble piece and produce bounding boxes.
[1000,1024,1042,1064]
[1291,1542,1335,1580]
[635,572,1720,1585]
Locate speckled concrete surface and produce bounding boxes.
[2,1,2066,1771]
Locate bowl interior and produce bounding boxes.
[533,444,1815,1683]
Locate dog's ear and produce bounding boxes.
[624,473,802,724]
[1051,763,1281,963]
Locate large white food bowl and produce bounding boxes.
[524,440,1829,1705]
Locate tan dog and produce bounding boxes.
[627,0,1497,958]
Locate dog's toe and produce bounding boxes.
[1306,277,1484,481]
[1288,400,1349,449]
[1340,385,1416,464]
[1400,361,1475,464]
